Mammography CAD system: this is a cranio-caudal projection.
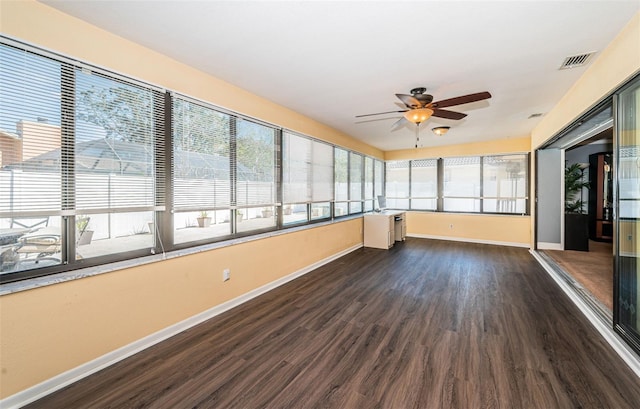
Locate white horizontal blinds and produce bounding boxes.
[334,147,348,201]
[235,118,276,207]
[311,140,333,202]
[74,69,160,212]
[385,160,409,209]
[364,157,374,211]
[172,97,231,210]
[283,131,311,203]
[443,156,481,212]
[483,154,527,213]
[374,160,383,199]
[349,152,363,213]
[364,157,374,200]
[0,44,62,215]
[411,159,437,210]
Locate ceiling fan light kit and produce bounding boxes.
[432,126,450,136]
[403,108,433,124]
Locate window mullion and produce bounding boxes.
[480,156,484,213]
[61,62,76,263]
[437,158,443,212]
[159,91,173,251]
[230,116,238,233]
[276,128,283,228]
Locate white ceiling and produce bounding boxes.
[41,0,639,151]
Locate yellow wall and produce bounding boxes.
[385,136,530,160]
[407,212,530,246]
[0,219,363,397]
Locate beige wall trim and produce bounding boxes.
[537,242,563,251]
[0,243,363,409]
[406,234,530,249]
[530,250,640,379]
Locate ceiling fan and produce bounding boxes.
[356,87,492,129]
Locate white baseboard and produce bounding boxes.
[0,243,363,409]
[406,233,530,249]
[537,242,563,250]
[530,250,640,379]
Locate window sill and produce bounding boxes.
[0,214,363,296]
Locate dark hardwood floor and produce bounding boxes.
[26,238,640,408]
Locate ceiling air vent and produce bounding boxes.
[559,52,595,70]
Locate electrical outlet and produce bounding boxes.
[223,268,230,282]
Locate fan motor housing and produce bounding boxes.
[410,88,433,105]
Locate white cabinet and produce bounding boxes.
[364,211,406,249]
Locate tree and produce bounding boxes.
[236,121,274,181]
[77,85,154,144]
[77,85,274,181]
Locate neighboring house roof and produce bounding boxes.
[1,137,256,180]
[0,129,20,140]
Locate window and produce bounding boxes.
[334,148,349,217]
[235,119,277,233]
[364,157,374,211]
[1,45,64,273]
[374,159,383,208]
[74,69,163,258]
[385,160,410,209]
[483,154,527,213]
[349,152,363,214]
[172,97,232,243]
[172,97,277,243]
[282,131,333,224]
[310,138,333,220]
[410,159,437,210]
[282,132,311,224]
[0,43,164,279]
[443,157,481,212]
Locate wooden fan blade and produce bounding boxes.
[395,94,422,108]
[432,109,467,120]
[355,110,407,118]
[432,91,492,108]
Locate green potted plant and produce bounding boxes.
[196,211,211,228]
[565,163,590,251]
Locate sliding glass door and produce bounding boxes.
[615,75,640,352]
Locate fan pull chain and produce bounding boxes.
[415,123,420,148]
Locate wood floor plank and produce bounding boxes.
[24,238,640,408]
